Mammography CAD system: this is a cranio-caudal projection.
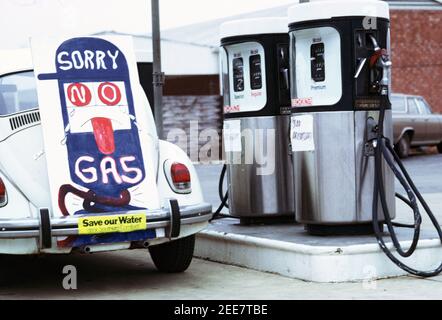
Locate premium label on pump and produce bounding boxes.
[291,115,315,152]
[292,27,342,107]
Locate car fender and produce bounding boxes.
[396,127,414,145]
[437,116,442,142]
[157,140,204,207]
[0,171,40,254]
[0,170,36,220]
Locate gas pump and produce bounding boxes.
[289,0,442,277]
[218,18,295,223]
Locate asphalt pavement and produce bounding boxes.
[2,250,442,300]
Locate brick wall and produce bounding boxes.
[390,10,442,112]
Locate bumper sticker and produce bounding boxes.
[78,213,146,235]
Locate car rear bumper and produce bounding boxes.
[0,202,213,244]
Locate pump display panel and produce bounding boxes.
[249,54,263,90]
[310,43,325,82]
[233,57,245,92]
[223,42,267,114]
[291,27,342,107]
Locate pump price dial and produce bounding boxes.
[311,43,325,82]
[249,54,262,90]
[233,57,245,92]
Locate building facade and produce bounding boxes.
[99,1,442,160]
[390,8,441,112]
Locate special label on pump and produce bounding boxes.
[291,115,315,152]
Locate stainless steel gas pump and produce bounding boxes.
[289,0,395,234]
[219,18,295,223]
[289,0,442,277]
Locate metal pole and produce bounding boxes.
[151,0,165,139]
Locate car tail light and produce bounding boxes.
[0,177,7,207]
[169,162,192,194]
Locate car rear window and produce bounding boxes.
[416,98,432,115]
[407,98,419,115]
[391,96,406,113]
[0,71,38,116]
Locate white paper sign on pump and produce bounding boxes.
[291,115,315,152]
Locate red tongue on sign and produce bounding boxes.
[91,117,115,155]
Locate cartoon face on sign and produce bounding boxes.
[38,38,146,217]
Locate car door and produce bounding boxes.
[406,97,427,146]
[416,97,440,144]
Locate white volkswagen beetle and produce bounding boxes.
[0,48,212,273]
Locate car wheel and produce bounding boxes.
[149,235,195,273]
[438,142,442,154]
[396,134,411,159]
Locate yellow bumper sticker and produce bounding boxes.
[78,214,147,235]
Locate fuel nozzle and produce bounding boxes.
[368,35,392,96]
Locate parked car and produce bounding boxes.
[392,93,442,158]
[0,48,212,274]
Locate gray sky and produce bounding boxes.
[0,0,295,49]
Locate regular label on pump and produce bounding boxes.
[291,115,315,152]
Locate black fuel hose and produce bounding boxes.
[372,101,442,277]
[218,164,229,210]
[211,164,238,221]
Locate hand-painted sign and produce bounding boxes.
[32,36,159,248]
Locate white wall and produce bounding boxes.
[132,36,219,76]
[162,41,219,76]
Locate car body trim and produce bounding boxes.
[0,203,212,239]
